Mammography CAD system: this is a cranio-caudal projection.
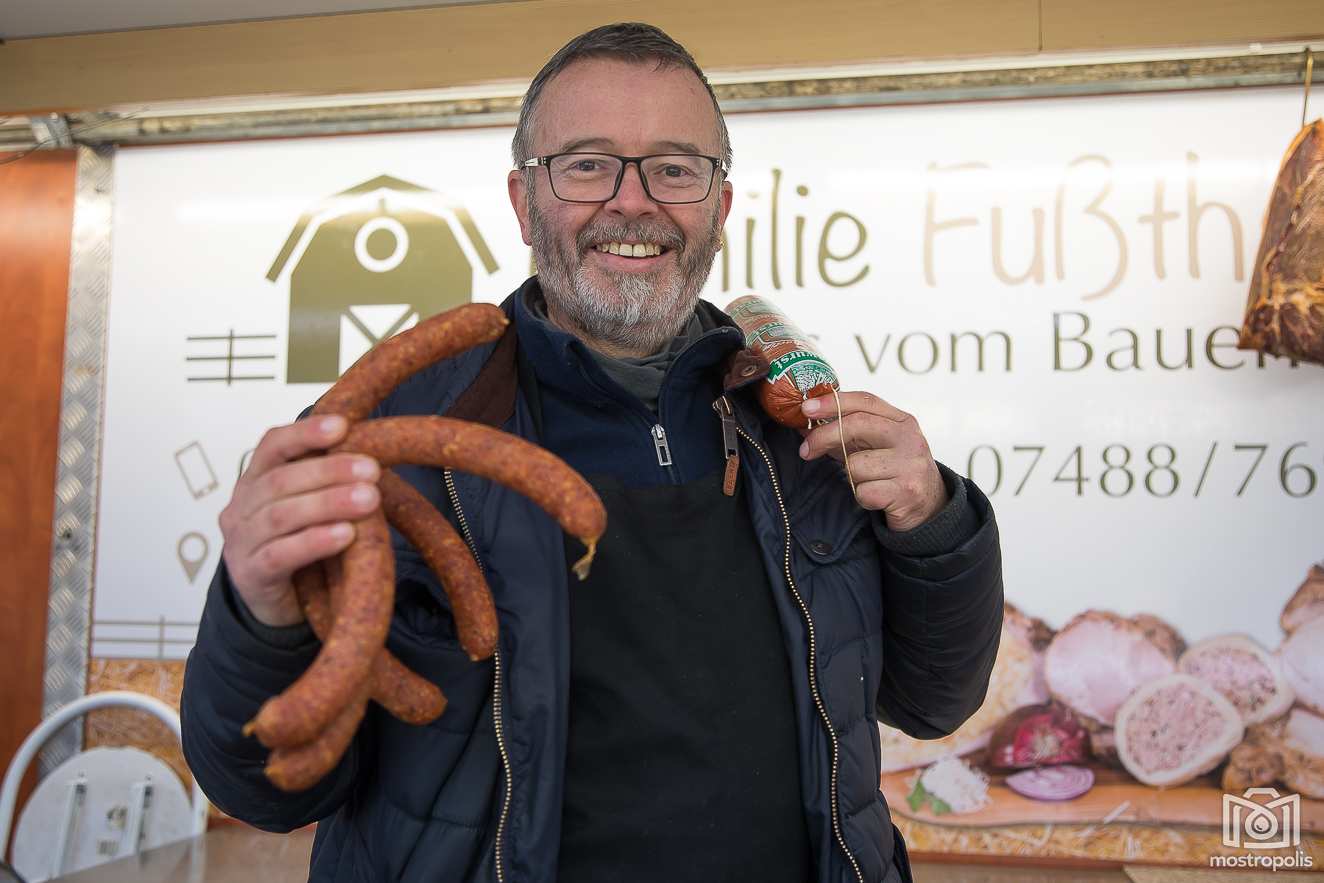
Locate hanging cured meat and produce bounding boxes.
[1238,119,1324,366]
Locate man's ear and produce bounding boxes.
[714,177,736,248]
[717,178,734,246]
[508,170,533,246]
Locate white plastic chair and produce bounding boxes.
[0,691,209,881]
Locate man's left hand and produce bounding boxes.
[798,391,948,532]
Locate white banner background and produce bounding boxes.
[96,86,1323,658]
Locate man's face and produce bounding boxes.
[508,57,733,356]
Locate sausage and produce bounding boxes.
[251,302,578,786]
[292,562,447,725]
[245,509,395,749]
[335,416,607,579]
[254,306,504,756]
[379,470,497,661]
[724,295,840,428]
[314,303,508,423]
[264,681,370,792]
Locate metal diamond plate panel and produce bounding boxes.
[40,144,115,777]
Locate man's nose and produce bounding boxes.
[603,162,658,217]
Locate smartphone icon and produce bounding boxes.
[174,441,219,500]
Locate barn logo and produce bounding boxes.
[268,174,500,383]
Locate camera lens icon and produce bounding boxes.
[1243,805,1278,840]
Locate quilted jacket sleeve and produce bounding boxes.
[872,464,1004,739]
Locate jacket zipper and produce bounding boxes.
[651,423,673,467]
[444,468,512,883]
[712,397,740,496]
[730,411,866,883]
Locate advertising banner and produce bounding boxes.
[97,86,1322,865]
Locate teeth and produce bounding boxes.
[595,242,662,257]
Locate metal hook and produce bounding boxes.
[1304,47,1315,129]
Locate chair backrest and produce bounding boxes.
[0,690,209,861]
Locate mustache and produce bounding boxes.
[576,220,686,254]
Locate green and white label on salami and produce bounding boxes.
[767,350,838,391]
[745,320,797,348]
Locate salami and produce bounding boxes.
[292,562,447,725]
[249,301,606,790]
[264,681,371,792]
[336,417,606,579]
[724,295,840,427]
[315,303,508,422]
[379,469,498,661]
[246,509,394,749]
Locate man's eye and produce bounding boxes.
[661,165,695,178]
[573,160,600,172]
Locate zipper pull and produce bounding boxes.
[651,424,673,467]
[713,396,740,497]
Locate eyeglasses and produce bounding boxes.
[521,152,725,204]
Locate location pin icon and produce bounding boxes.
[177,532,210,584]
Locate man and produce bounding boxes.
[181,22,1003,883]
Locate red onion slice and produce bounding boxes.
[987,703,1089,769]
[1004,765,1095,801]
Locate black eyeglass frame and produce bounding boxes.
[520,152,728,205]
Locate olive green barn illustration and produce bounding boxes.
[269,174,499,383]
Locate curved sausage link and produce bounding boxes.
[314,303,508,423]
[264,681,370,792]
[245,509,394,749]
[292,562,447,724]
[379,470,497,661]
[336,416,607,579]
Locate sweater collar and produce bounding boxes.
[512,276,745,413]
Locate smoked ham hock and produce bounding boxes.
[1238,119,1324,366]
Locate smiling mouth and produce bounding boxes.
[592,241,669,259]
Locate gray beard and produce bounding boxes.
[529,198,721,355]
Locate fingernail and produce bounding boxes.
[320,415,346,435]
[802,399,820,415]
[351,484,376,506]
[330,522,353,542]
[799,441,809,459]
[352,457,378,480]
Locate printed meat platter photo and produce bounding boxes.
[876,566,1324,836]
[880,769,1324,830]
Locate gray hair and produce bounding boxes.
[511,22,732,174]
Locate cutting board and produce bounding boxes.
[880,769,1324,832]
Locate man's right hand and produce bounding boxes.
[219,415,381,627]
